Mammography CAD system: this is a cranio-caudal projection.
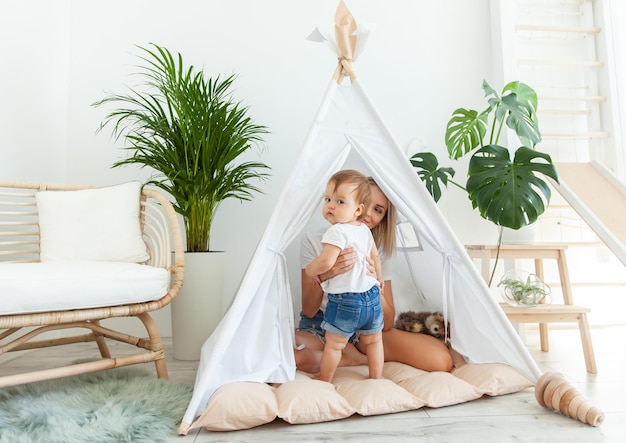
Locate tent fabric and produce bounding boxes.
[180,77,543,428]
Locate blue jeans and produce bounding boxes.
[321,285,383,338]
[297,310,359,345]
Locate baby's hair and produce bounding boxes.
[328,169,371,221]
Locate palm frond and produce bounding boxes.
[93,44,271,251]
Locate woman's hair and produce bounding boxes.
[328,169,371,221]
[368,177,396,257]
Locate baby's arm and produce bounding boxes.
[305,243,342,281]
[317,247,358,282]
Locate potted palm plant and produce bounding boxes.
[411,80,559,285]
[93,44,270,359]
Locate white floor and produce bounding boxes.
[2,324,625,443]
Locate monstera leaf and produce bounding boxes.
[444,108,488,160]
[445,81,541,162]
[410,152,456,202]
[466,144,559,229]
[494,83,541,149]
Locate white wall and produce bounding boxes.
[1,0,495,335]
[1,0,71,181]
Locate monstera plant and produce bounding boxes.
[412,80,558,229]
[411,80,559,284]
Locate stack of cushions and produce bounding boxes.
[0,181,170,315]
[190,360,534,431]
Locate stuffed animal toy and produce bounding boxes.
[394,310,448,340]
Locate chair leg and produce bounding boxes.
[535,258,550,351]
[578,313,597,374]
[137,312,169,379]
[539,323,549,351]
[92,321,112,358]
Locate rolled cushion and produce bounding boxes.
[330,366,424,415]
[193,382,278,431]
[384,362,483,407]
[276,372,356,424]
[452,362,534,396]
[395,371,483,407]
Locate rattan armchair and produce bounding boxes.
[0,180,184,388]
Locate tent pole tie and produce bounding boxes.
[437,248,460,345]
[334,56,356,83]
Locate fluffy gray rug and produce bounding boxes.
[0,365,193,443]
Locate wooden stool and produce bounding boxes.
[466,244,597,374]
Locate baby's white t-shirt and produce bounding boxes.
[318,223,379,294]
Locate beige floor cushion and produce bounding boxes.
[191,360,534,432]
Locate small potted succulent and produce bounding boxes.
[498,270,551,307]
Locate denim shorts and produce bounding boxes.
[321,285,383,339]
[297,310,359,345]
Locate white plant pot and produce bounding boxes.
[171,251,224,360]
[501,224,537,245]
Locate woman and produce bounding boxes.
[295,177,453,374]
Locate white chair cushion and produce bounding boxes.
[35,181,150,263]
[0,262,169,315]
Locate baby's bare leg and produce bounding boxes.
[319,331,348,382]
[358,331,384,379]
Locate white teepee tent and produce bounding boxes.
[181,1,541,428]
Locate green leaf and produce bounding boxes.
[93,44,271,252]
[482,79,501,117]
[444,108,488,159]
[500,93,541,148]
[466,145,559,229]
[409,152,456,202]
[503,81,538,114]
[488,80,541,148]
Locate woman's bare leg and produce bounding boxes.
[294,330,325,373]
[295,330,367,374]
[360,328,453,372]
